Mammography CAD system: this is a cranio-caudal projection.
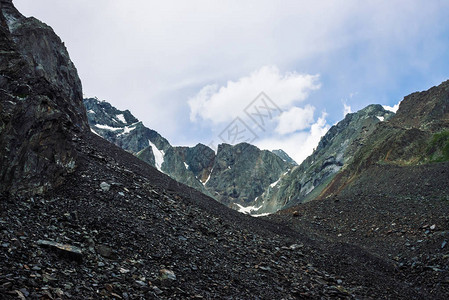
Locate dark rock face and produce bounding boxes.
[160,146,213,197]
[0,1,88,195]
[206,143,292,211]
[258,104,395,212]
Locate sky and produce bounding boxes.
[15,0,449,164]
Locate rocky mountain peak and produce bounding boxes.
[272,149,298,165]
[256,104,395,213]
[391,80,449,131]
[1,4,448,298]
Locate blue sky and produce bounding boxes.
[15,0,449,163]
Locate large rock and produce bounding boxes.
[0,0,88,195]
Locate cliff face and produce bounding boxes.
[0,1,88,195]
[205,143,292,211]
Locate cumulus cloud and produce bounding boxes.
[188,65,328,164]
[188,66,320,124]
[275,105,315,135]
[383,101,401,113]
[343,102,352,117]
[256,112,330,164]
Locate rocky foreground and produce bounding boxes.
[1,132,448,299]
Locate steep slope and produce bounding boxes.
[84,98,293,211]
[258,105,394,213]
[320,80,449,198]
[0,0,88,196]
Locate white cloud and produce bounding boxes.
[383,101,401,113]
[275,105,315,135]
[188,66,320,124]
[14,0,449,148]
[343,102,352,117]
[256,112,330,164]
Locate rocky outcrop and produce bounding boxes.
[0,0,88,195]
[272,149,297,165]
[257,105,395,213]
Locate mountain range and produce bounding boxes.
[83,98,397,215]
[1,1,448,299]
[84,97,295,213]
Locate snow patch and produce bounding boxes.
[184,162,189,169]
[202,169,213,185]
[383,103,400,113]
[95,124,121,131]
[4,12,19,31]
[236,204,262,215]
[270,178,281,188]
[118,123,139,136]
[90,128,101,136]
[252,213,271,217]
[87,110,95,114]
[116,114,126,123]
[149,140,165,171]
[376,116,385,122]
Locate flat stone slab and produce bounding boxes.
[37,240,83,262]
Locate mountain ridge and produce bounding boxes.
[84,97,294,211]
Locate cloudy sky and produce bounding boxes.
[15,0,449,164]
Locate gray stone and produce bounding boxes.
[96,244,116,259]
[159,269,176,281]
[100,182,111,192]
[258,104,395,211]
[36,240,83,262]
